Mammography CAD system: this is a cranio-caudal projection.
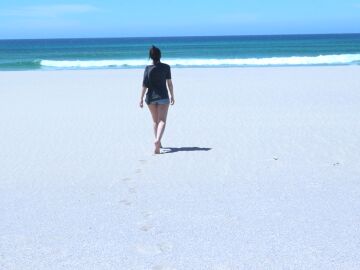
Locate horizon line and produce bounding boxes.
[1,32,360,41]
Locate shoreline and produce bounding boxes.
[1,64,360,73]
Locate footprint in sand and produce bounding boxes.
[212,265,233,270]
[135,169,142,174]
[152,265,176,270]
[135,242,173,255]
[139,159,147,164]
[135,244,162,255]
[138,223,154,232]
[121,177,131,182]
[157,242,173,253]
[333,162,340,166]
[128,187,137,194]
[119,199,132,206]
[142,211,153,219]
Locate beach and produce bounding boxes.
[1,66,360,269]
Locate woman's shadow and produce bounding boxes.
[161,147,212,154]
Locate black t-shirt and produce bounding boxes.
[143,62,171,103]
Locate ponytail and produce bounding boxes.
[149,45,161,64]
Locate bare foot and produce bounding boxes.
[154,140,161,154]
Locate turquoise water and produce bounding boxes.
[0,34,360,70]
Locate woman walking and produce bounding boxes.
[139,46,175,154]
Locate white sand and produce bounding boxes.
[1,67,360,269]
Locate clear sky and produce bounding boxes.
[0,0,359,39]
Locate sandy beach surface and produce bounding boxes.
[1,66,360,269]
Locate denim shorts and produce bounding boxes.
[147,98,170,105]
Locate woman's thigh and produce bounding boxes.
[147,104,158,123]
[157,104,170,122]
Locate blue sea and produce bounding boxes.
[0,34,360,70]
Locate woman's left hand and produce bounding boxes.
[139,99,144,108]
[170,97,175,105]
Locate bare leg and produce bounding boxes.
[154,104,170,153]
[147,104,158,139]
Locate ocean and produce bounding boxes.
[0,34,360,70]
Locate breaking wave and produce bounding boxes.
[40,54,360,69]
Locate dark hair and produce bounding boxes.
[149,45,161,64]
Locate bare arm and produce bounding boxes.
[139,86,147,108]
[167,79,175,105]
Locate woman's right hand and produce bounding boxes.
[170,96,175,105]
[139,99,144,108]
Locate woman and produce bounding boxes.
[139,46,175,154]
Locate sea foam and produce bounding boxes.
[40,54,360,68]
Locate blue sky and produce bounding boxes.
[0,0,359,39]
